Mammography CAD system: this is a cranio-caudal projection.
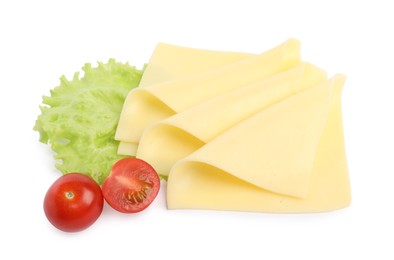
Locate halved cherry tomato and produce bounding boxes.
[102,158,160,213]
[43,173,104,232]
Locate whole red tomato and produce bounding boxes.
[43,173,104,232]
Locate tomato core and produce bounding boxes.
[65,191,74,199]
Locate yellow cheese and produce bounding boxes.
[118,42,254,155]
[117,141,138,157]
[117,143,137,156]
[139,42,254,86]
[167,75,351,212]
[136,63,327,176]
[173,77,333,198]
[115,39,301,155]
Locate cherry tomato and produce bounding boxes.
[102,158,160,213]
[43,173,104,232]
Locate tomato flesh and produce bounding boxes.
[102,158,160,213]
[43,173,104,232]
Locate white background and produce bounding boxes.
[1,0,393,259]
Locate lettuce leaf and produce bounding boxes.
[34,59,144,184]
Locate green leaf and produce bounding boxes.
[34,59,144,184]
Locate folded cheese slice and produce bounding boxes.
[167,75,351,212]
[115,39,301,155]
[137,63,327,176]
[118,43,253,155]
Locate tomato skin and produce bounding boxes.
[43,173,104,232]
[102,158,160,213]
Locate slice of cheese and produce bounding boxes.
[119,42,254,155]
[115,38,301,155]
[139,42,254,87]
[136,63,327,176]
[174,77,333,199]
[167,75,351,212]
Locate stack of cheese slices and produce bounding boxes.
[115,39,351,213]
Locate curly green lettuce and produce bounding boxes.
[34,59,144,184]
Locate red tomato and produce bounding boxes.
[43,173,104,232]
[102,158,160,213]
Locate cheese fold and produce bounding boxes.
[137,63,327,176]
[167,75,351,212]
[115,39,301,155]
[118,42,254,155]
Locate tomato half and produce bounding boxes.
[102,158,160,213]
[43,173,104,232]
